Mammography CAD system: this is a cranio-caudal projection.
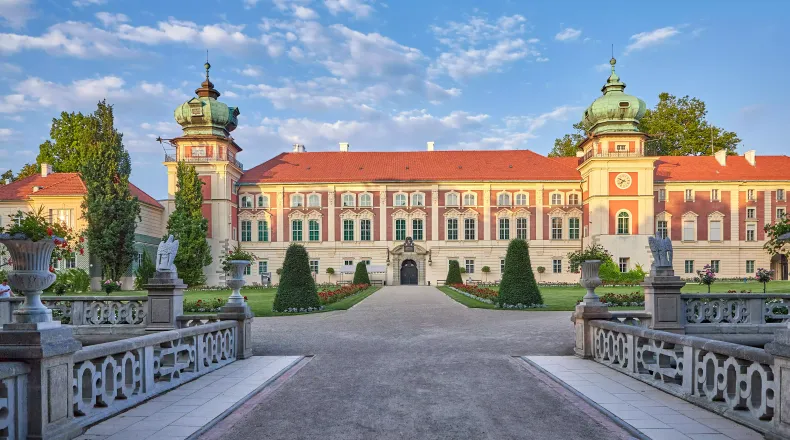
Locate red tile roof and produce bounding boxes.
[655,155,790,182]
[239,150,582,183]
[0,173,163,208]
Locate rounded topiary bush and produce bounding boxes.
[498,239,543,307]
[273,244,321,312]
[352,262,371,285]
[446,260,462,285]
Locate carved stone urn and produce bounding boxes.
[579,260,603,304]
[0,236,57,324]
[226,260,250,305]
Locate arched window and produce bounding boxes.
[515,193,527,206]
[568,194,580,205]
[463,193,476,206]
[498,193,511,206]
[551,193,562,205]
[342,194,355,207]
[394,194,407,207]
[290,194,304,208]
[617,211,631,235]
[446,193,459,206]
[257,195,269,208]
[411,193,424,207]
[359,193,373,207]
[241,196,252,208]
[308,194,321,207]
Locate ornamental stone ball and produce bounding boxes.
[156,235,179,272]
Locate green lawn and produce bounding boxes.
[44,286,380,317]
[440,280,790,312]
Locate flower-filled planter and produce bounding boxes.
[0,207,85,324]
[221,245,256,305]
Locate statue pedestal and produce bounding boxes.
[642,268,686,334]
[145,271,186,332]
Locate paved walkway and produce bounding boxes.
[204,286,632,440]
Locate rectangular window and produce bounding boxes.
[618,257,629,273]
[710,260,720,273]
[412,219,424,240]
[658,189,666,202]
[309,219,320,241]
[683,220,695,241]
[709,220,722,242]
[291,220,303,241]
[746,223,756,241]
[464,218,476,240]
[360,219,371,241]
[447,218,458,240]
[258,220,269,242]
[244,265,251,275]
[685,260,694,274]
[616,144,627,152]
[747,207,756,219]
[343,219,355,241]
[551,217,562,240]
[779,208,787,219]
[747,189,755,201]
[499,218,510,240]
[552,259,562,274]
[258,261,268,274]
[657,220,668,239]
[50,209,73,228]
[516,218,528,240]
[779,189,786,201]
[465,259,474,274]
[363,260,371,266]
[500,258,505,273]
[685,189,693,201]
[395,219,406,241]
[568,218,580,240]
[711,189,719,201]
[240,220,252,242]
[309,260,319,274]
[746,260,755,274]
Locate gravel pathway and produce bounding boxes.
[218,286,629,440]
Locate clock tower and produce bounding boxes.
[577,57,656,270]
[164,62,242,286]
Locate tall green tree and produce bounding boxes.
[134,250,156,290]
[1,170,14,184]
[273,244,321,312]
[498,239,543,307]
[166,162,211,286]
[37,111,96,172]
[445,260,462,285]
[352,262,370,285]
[550,93,740,157]
[81,100,141,281]
[765,216,790,260]
[14,163,39,181]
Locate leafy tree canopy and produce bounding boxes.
[37,111,96,172]
[765,216,790,257]
[567,244,614,273]
[166,162,211,286]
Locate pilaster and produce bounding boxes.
[483,186,491,241]
[379,186,387,241]
[328,186,336,242]
[536,185,544,240]
[431,186,439,241]
[277,187,284,242]
[730,189,739,246]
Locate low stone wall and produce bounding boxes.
[0,362,30,439]
[682,293,790,345]
[589,319,775,434]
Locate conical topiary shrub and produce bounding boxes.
[498,239,543,307]
[446,260,463,285]
[273,244,321,312]
[352,262,371,285]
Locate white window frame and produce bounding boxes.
[684,189,694,202]
[446,217,459,241]
[342,193,356,208]
[257,194,269,208]
[616,210,631,235]
[464,259,475,274]
[462,192,477,207]
[307,193,321,208]
[359,192,373,207]
[309,260,319,274]
[394,217,407,241]
[778,189,786,202]
[464,217,476,240]
[411,192,425,207]
[497,192,511,207]
[778,207,787,219]
[684,260,694,274]
[498,216,510,240]
[394,193,408,207]
[568,217,580,240]
[411,218,424,240]
[656,211,671,239]
[711,189,720,202]
[550,217,563,240]
[747,189,756,201]
[240,195,253,208]
[290,194,304,208]
[746,260,755,274]
[682,212,698,242]
[658,188,666,202]
[445,192,460,207]
[550,191,563,206]
[746,207,757,220]
[552,259,562,274]
[618,257,630,273]
[567,193,580,206]
[746,223,757,242]
[515,216,529,240]
[708,211,724,242]
[308,218,321,242]
[240,219,252,242]
[514,192,528,206]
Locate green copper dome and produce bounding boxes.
[582,58,646,135]
[174,64,239,136]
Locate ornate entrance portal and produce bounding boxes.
[400,260,418,285]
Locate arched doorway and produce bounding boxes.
[400,259,418,285]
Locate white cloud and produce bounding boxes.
[625,26,680,54]
[238,65,262,77]
[0,21,136,57]
[430,14,526,47]
[0,128,12,140]
[0,0,34,29]
[0,62,22,73]
[73,0,106,6]
[504,105,582,133]
[95,12,129,28]
[293,6,319,20]
[117,20,255,48]
[324,0,374,18]
[555,27,581,41]
[431,38,536,81]
[243,0,261,8]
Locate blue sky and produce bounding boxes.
[0,0,787,199]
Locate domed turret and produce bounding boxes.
[582,58,646,135]
[174,62,240,137]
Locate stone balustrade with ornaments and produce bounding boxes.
[0,362,31,439]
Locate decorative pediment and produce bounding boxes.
[566,207,583,217]
[496,208,513,217]
[410,208,427,218]
[461,208,478,218]
[547,207,567,217]
[513,208,531,217]
[340,209,373,219]
[288,209,322,219]
[390,242,428,255]
[708,211,725,220]
[443,208,462,218]
[682,211,699,220]
[238,211,255,220]
[391,208,409,218]
[656,210,672,221]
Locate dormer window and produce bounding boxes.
[359,193,372,207]
[411,193,425,207]
[394,194,407,207]
[291,194,304,208]
[308,194,321,207]
[342,194,355,207]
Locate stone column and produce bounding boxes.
[765,330,790,438]
[572,260,611,358]
[145,270,186,332]
[642,267,686,334]
[218,302,254,360]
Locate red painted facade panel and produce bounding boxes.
[201,203,212,239]
[199,176,211,200]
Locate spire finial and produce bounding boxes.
[204,50,211,81]
[610,44,616,73]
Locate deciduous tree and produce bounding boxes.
[166,162,211,286]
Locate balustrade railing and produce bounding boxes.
[164,154,244,170]
[608,310,651,327]
[682,294,790,325]
[0,362,30,439]
[0,297,148,326]
[176,314,219,328]
[71,320,236,427]
[590,319,775,433]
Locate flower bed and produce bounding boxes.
[318,284,368,305]
[182,296,246,313]
[577,291,645,307]
[449,284,547,309]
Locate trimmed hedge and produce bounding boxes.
[446,260,463,285]
[498,239,543,307]
[352,262,371,285]
[273,244,321,312]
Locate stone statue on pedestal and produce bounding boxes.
[648,235,673,270]
[156,235,179,272]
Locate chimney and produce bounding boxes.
[427,141,435,151]
[714,149,727,166]
[576,150,585,158]
[32,186,41,192]
[339,142,350,152]
[744,150,756,166]
[41,163,53,177]
[292,144,306,153]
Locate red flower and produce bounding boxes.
[53,238,61,245]
[79,248,84,255]
[243,296,248,300]
[47,227,53,236]
[79,236,84,243]
[49,266,55,273]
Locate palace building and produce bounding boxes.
[159,58,790,287]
